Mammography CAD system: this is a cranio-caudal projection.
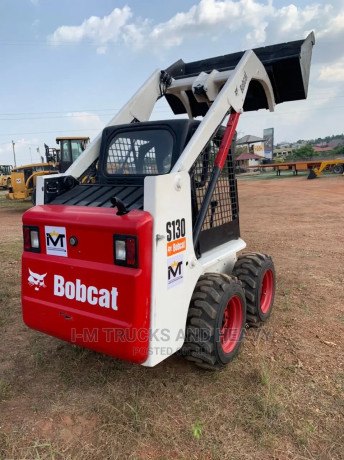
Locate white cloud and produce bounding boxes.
[48,6,132,53]
[273,4,326,34]
[317,11,344,38]
[49,1,277,52]
[123,0,275,50]
[319,59,344,82]
[47,0,344,80]
[48,1,342,57]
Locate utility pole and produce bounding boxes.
[12,140,17,167]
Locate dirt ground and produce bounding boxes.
[0,174,343,459]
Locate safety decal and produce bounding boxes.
[167,254,183,289]
[45,226,68,257]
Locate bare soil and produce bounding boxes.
[0,175,343,460]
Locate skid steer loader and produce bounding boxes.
[21,33,315,370]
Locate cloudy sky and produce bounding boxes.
[0,0,343,166]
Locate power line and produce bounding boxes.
[0,108,118,116]
[0,109,171,120]
[1,103,344,122]
[0,128,99,138]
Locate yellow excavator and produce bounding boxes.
[6,136,89,200]
[0,165,12,189]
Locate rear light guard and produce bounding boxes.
[114,235,138,268]
[23,226,41,253]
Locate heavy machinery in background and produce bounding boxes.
[249,158,344,178]
[22,33,314,370]
[0,165,12,189]
[308,158,344,179]
[55,137,90,173]
[7,136,89,200]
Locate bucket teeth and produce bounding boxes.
[307,170,317,179]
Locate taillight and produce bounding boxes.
[23,226,41,253]
[114,235,138,268]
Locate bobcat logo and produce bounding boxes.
[28,269,47,291]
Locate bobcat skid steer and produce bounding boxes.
[22,33,315,370]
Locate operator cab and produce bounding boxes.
[97,120,201,184]
[44,120,201,205]
[56,137,90,173]
[0,165,12,175]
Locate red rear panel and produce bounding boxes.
[22,205,153,364]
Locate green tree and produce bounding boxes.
[292,145,317,160]
[334,146,344,156]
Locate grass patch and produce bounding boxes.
[0,241,22,326]
[0,176,344,459]
[0,379,12,400]
[0,190,32,210]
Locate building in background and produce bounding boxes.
[236,134,265,171]
[235,152,264,170]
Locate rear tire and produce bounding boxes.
[333,164,343,174]
[233,253,275,327]
[182,273,246,370]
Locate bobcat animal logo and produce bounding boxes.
[28,269,47,291]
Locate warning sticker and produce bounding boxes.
[167,254,183,289]
[167,237,186,257]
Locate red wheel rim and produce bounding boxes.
[220,295,243,353]
[260,269,274,314]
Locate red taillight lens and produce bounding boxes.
[126,238,136,266]
[23,226,41,253]
[114,235,138,268]
[23,227,31,251]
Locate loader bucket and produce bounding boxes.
[307,169,318,179]
[165,32,315,116]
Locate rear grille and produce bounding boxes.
[50,184,144,210]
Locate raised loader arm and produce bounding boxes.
[36,32,315,206]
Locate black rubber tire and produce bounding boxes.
[233,252,276,327]
[333,164,343,174]
[181,273,246,370]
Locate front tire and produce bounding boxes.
[233,253,276,327]
[182,274,246,370]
